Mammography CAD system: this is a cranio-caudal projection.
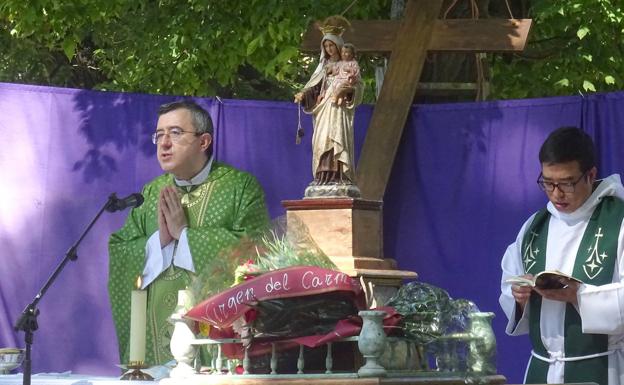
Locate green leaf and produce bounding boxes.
[62,38,76,61]
[582,80,596,92]
[275,46,297,63]
[555,78,570,87]
[605,75,616,85]
[577,26,590,40]
[247,36,262,56]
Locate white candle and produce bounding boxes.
[129,276,147,364]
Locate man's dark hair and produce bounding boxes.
[158,100,213,135]
[539,127,595,173]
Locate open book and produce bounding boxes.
[505,270,582,290]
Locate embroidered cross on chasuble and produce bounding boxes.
[521,196,624,385]
[108,162,269,366]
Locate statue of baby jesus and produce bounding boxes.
[326,43,360,106]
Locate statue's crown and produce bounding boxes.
[317,15,351,36]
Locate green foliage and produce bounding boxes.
[491,0,624,100]
[0,0,390,99]
[189,215,336,302]
[2,0,622,101]
[254,229,337,272]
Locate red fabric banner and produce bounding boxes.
[185,266,362,328]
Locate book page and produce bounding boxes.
[504,276,535,287]
[534,271,581,290]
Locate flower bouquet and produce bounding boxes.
[184,216,366,369]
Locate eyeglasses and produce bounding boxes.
[537,172,587,194]
[152,128,201,145]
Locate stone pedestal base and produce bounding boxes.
[304,183,362,199]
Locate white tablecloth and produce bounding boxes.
[0,373,159,385]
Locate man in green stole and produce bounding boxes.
[499,127,624,385]
[108,101,269,366]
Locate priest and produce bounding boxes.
[108,100,269,366]
[500,127,624,385]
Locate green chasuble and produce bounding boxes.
[108,162,269,365]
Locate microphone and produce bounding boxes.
[106,193,144,212]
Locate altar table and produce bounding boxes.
[0,373,158,385]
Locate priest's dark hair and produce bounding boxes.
[539,126,596,173]
[158,100,214,135]
[158,100,213,156]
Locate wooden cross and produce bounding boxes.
[301,0,532,200]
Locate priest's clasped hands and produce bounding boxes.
[511,273,581,311]
[158,185,188,247]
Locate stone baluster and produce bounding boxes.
[214,343,223,374]
[243,346,250,374]
[270,343,278,374]
[297,345,305,374]
[325,342,333,374]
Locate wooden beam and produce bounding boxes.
[301,20,399,53]
[430,19,532,53]
[355,0,443,200]
[301,19,532,54]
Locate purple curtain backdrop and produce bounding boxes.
[1,81,623,382]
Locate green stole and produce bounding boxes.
[522,196,624,385]
[145,181,216,365]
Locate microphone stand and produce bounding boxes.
[13,193,120,385]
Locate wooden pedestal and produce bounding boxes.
[282,198,388,272]
[282,198,417,306]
